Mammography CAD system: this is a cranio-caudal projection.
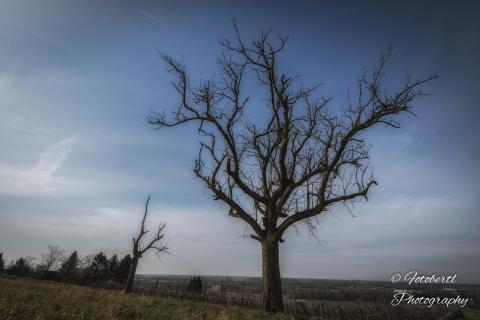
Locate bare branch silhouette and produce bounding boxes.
[123,195,168,294]
[149,23,437,311]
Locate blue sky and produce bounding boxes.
[0,0,479,283]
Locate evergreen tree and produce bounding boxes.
[0,252,5,273]
[60,251,79,280]
[108,254,120,281]
[8,257,33,276]
[85,252,109,282]
[117,254,132,284]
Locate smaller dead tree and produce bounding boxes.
[123,195,168,294]
[40,245,65,273]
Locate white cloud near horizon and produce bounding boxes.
[0,202,260,276]
[1,193,478,282]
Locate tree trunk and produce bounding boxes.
[261,238,284,312]
[123,256,139,294]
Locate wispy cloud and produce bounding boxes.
[0,135,77,197]
[28,135,76,184]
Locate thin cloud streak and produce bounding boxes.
[29,135,77,184]
[137,10,162,23]
[0,135,77,197]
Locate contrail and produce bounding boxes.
[138,10,162,23]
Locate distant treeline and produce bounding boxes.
[0,249,131,285]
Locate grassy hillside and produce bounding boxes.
[0,276,291,320]
[2,275,479,320]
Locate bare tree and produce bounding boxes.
[149,23,437,312]
[40,245,65,273]
[123,195,168,294]
[79,254,95,271]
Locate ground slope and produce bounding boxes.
[0,276,291,320]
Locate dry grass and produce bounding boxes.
[0,276,292,320]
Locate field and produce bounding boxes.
[1,275,480,320]
[0,276,290,320]
[133,274,480,319]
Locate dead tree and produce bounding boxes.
[40,245,65,273]
[149,23,437,312]
[123,195,167,294]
